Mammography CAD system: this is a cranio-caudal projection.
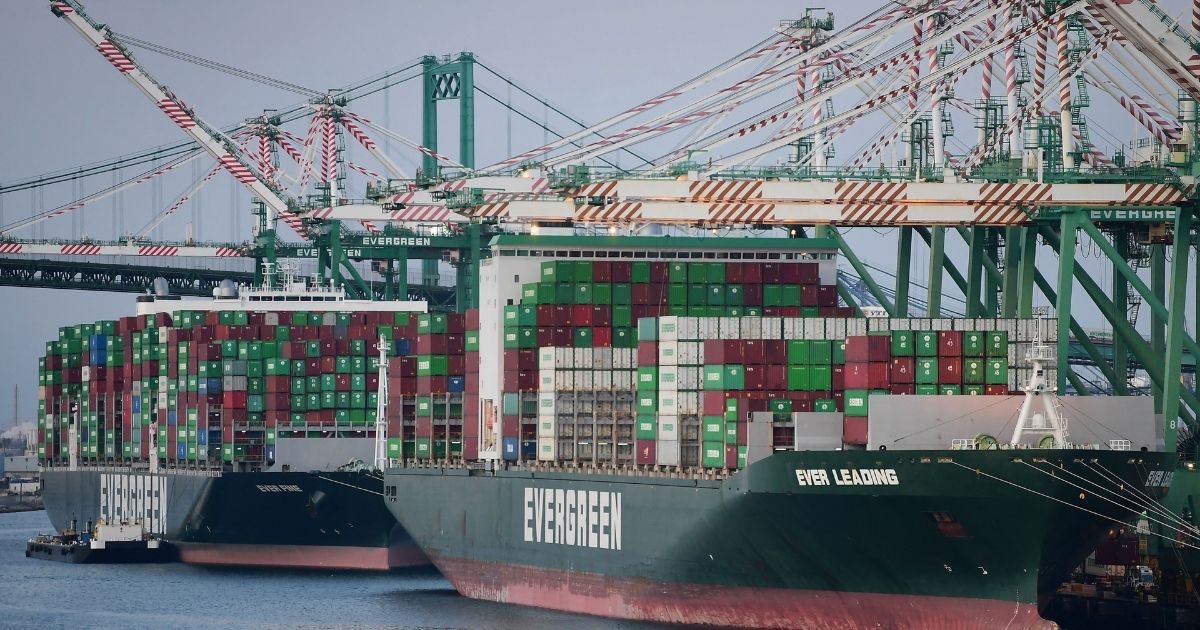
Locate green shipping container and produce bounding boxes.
[916,331,938,357]
[636,416,657,439]
[702,416,724,441]
[916,358,938,384]
[963,358,985,384]
[702,442,725,468]
[963,331,986,357]
[890,331,914,357]
[770,399,792,415]
[986,331,1008,358]
[963,384,985,396]
[787,365,809,391]
[986,358,1008,385]
[813,399,836,412]
[632,262,651,284]
[787,340,810,365]
[938,384,962,395]
[844,389,869,417]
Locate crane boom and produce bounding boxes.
[49,0,296,225]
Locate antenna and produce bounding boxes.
[373,334,390,472]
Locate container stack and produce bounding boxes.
[39,309,418,469]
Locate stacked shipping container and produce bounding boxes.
[37,309,420,468]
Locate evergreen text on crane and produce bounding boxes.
[523,487,622,550]
[361,237,433,247]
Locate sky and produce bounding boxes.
[0,0,1196,427]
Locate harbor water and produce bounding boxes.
[0,510,665,630]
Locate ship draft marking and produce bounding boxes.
[795,468,900,486]
[523,487,622,550]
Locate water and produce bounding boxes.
[0,511,666,630]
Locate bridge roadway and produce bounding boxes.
[0,256,457,309]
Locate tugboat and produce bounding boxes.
[26,519,177,564]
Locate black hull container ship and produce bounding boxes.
[381,235,1176,628]
[38,270,430,570]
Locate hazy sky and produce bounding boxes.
[0,1,1195,427]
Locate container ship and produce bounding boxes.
[382,234,1174,628]
[36,268,433,570]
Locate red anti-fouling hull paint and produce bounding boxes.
[177,543,427,571]
[433,555,1056,629]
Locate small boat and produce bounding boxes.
[26,519,177,564]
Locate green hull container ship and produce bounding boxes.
[382,236,1177,628]
[385,448,1173,628]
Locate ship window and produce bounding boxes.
[929,512,970,538]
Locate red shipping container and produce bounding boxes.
[817,285,838,307]
[536,327,554,347]
[842,417,868,445]
[890,383,916,395]
[938,331,963,357]
[743,340,766,364]
[743,365,766,390]
[798,262,819,283]
[801,284,819,306]
[592,327,612,347]
[446,335,465,355]
[723,340,746,363]
[553,328,572,346]
[761,263,781,283]
[448,355,466,375]
[635,439,656,465]
[704,339,724,364]
[553,306,571,327]
[831,364,846,391]
[592,261,612,282]
[779,263,801,284]
[939,357,962,384]
[537,305,555,326]
[845,337,871,362]
[844,362,870,389]
[415,418,432,436]
[725,444,738,469]
[446,313,466,334]
[572,305,593,326]
[891,357,915,384]
[465,309,480,329]
[590,306,611,327]
[868,362,891,389]
[703,391,726,414]
[610,261,632,283]
[637,341,658,366]
[766,365,787,390]
[724,263,743,283]
[985,384,1009,396]
[793,399,813,413]
[743,284,763,306]
[868,336,890,362]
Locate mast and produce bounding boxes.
[374,335,390,472]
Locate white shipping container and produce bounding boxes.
[866,317,891,333]
[574,348,593,368]
[678,391,700,415]
[719,317,740,339]
[81,366,90,382]
[698,318,721,340]
[615,369,637,389]
[678,341,702,366]
[845,318,867,336]
[659,366,679,391]
[540,371,555,390]
[538,418,556,438]
[595,371,613,391]
[658,342,679,366]
[741,317,762,339]
[658,316,679,341]
[539,347,557,370]
[678,367,702,391]
[613,349,635,369]
[656,438,682,466]
[678,317,700,341]
[803,317,825,340]
[762,317,784,339]
[577,370,595,391]
[826,318,845,340]
[594,348,613,370]
[658,390,678,414]
[538,392,556,414]
[537,436,557,461]
[657,415,680,440]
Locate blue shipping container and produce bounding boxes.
[176,444,187,459]
[447,376,466,393]
[197,431,208,446]
[167,410,178,425]
[520,440,537,459]
[502,437,519,461]
[131,396,142,414]
[206,378,222,393]
[265,445,276,462]
[393,339,412,356]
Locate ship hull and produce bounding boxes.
[384,449,1175,628]
[42,468,427,571]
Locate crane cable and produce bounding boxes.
[111,32,324,98]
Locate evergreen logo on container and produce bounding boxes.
[523,487,622,550]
